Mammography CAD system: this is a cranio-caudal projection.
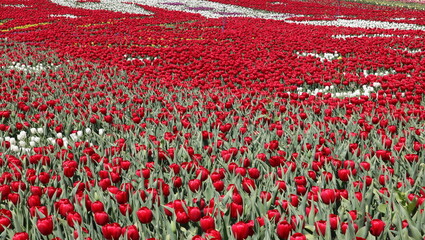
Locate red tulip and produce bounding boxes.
[119,203,132,216]
[30,206,48,218]
[188,179,202,192]
[290,233,306,240]
[37,216,54,236]
[369,219,385,236]
[115,190,128,204]
[27,194,41,207]
[200,216,215,232]
[320,189,336,204]
[91,201,105,213]
[0,216,11,232]
[328,214,340,230]
[102,223,122,240]
[66,211,82,228]
[341,222,358,234]
[267,209,281,223]
[188,207,202,222]
[136,207,153,224]
[12,232,29,240]
[231,221,249,240]
[122,225,139,240]
[276,220,293,239]
[176,210,190,224]
[241,177,256,193]
[229,203,243,218]
[95,211,110,226]
[315,220,327,236]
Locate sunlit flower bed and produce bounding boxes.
[0,0,425,239]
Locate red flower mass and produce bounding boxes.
[0,0,424,239]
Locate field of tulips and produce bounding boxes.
[1,0,425,239]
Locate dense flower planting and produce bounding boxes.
[0,0,425,239]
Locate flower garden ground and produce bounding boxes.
[0,0,425,239]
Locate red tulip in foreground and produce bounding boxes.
[232,221,249,240]
[277,220,293,239]
[290,233,306,240]
[36,216,53,236]
[320,189,336,204]
[137,207,153,224]
[200,216,215,232]
[315,220,327,236]
[122,225,140,240]
[370,219,386,237]
[94,211,110,225]
[102,223,122,240]
[12,232,29,240]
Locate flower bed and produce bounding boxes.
[0,0,425,239]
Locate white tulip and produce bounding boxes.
[30,128,37,134]
[11,145,19,152]
[70,133,78,141]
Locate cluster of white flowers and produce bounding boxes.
[391,18,417,21]
[2,62,60,74]
[124,54,158,62]
[49,14,79,18]
[332,34,409,39]
[2,4,28,8]
[49,0,300,20]
[296,51,341,62]
[293,82,381,98]
[362,68,396,77]
[390,47,423,54]
[287,19,425,31]
[50,0,152,15]
[0,128,104,153]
